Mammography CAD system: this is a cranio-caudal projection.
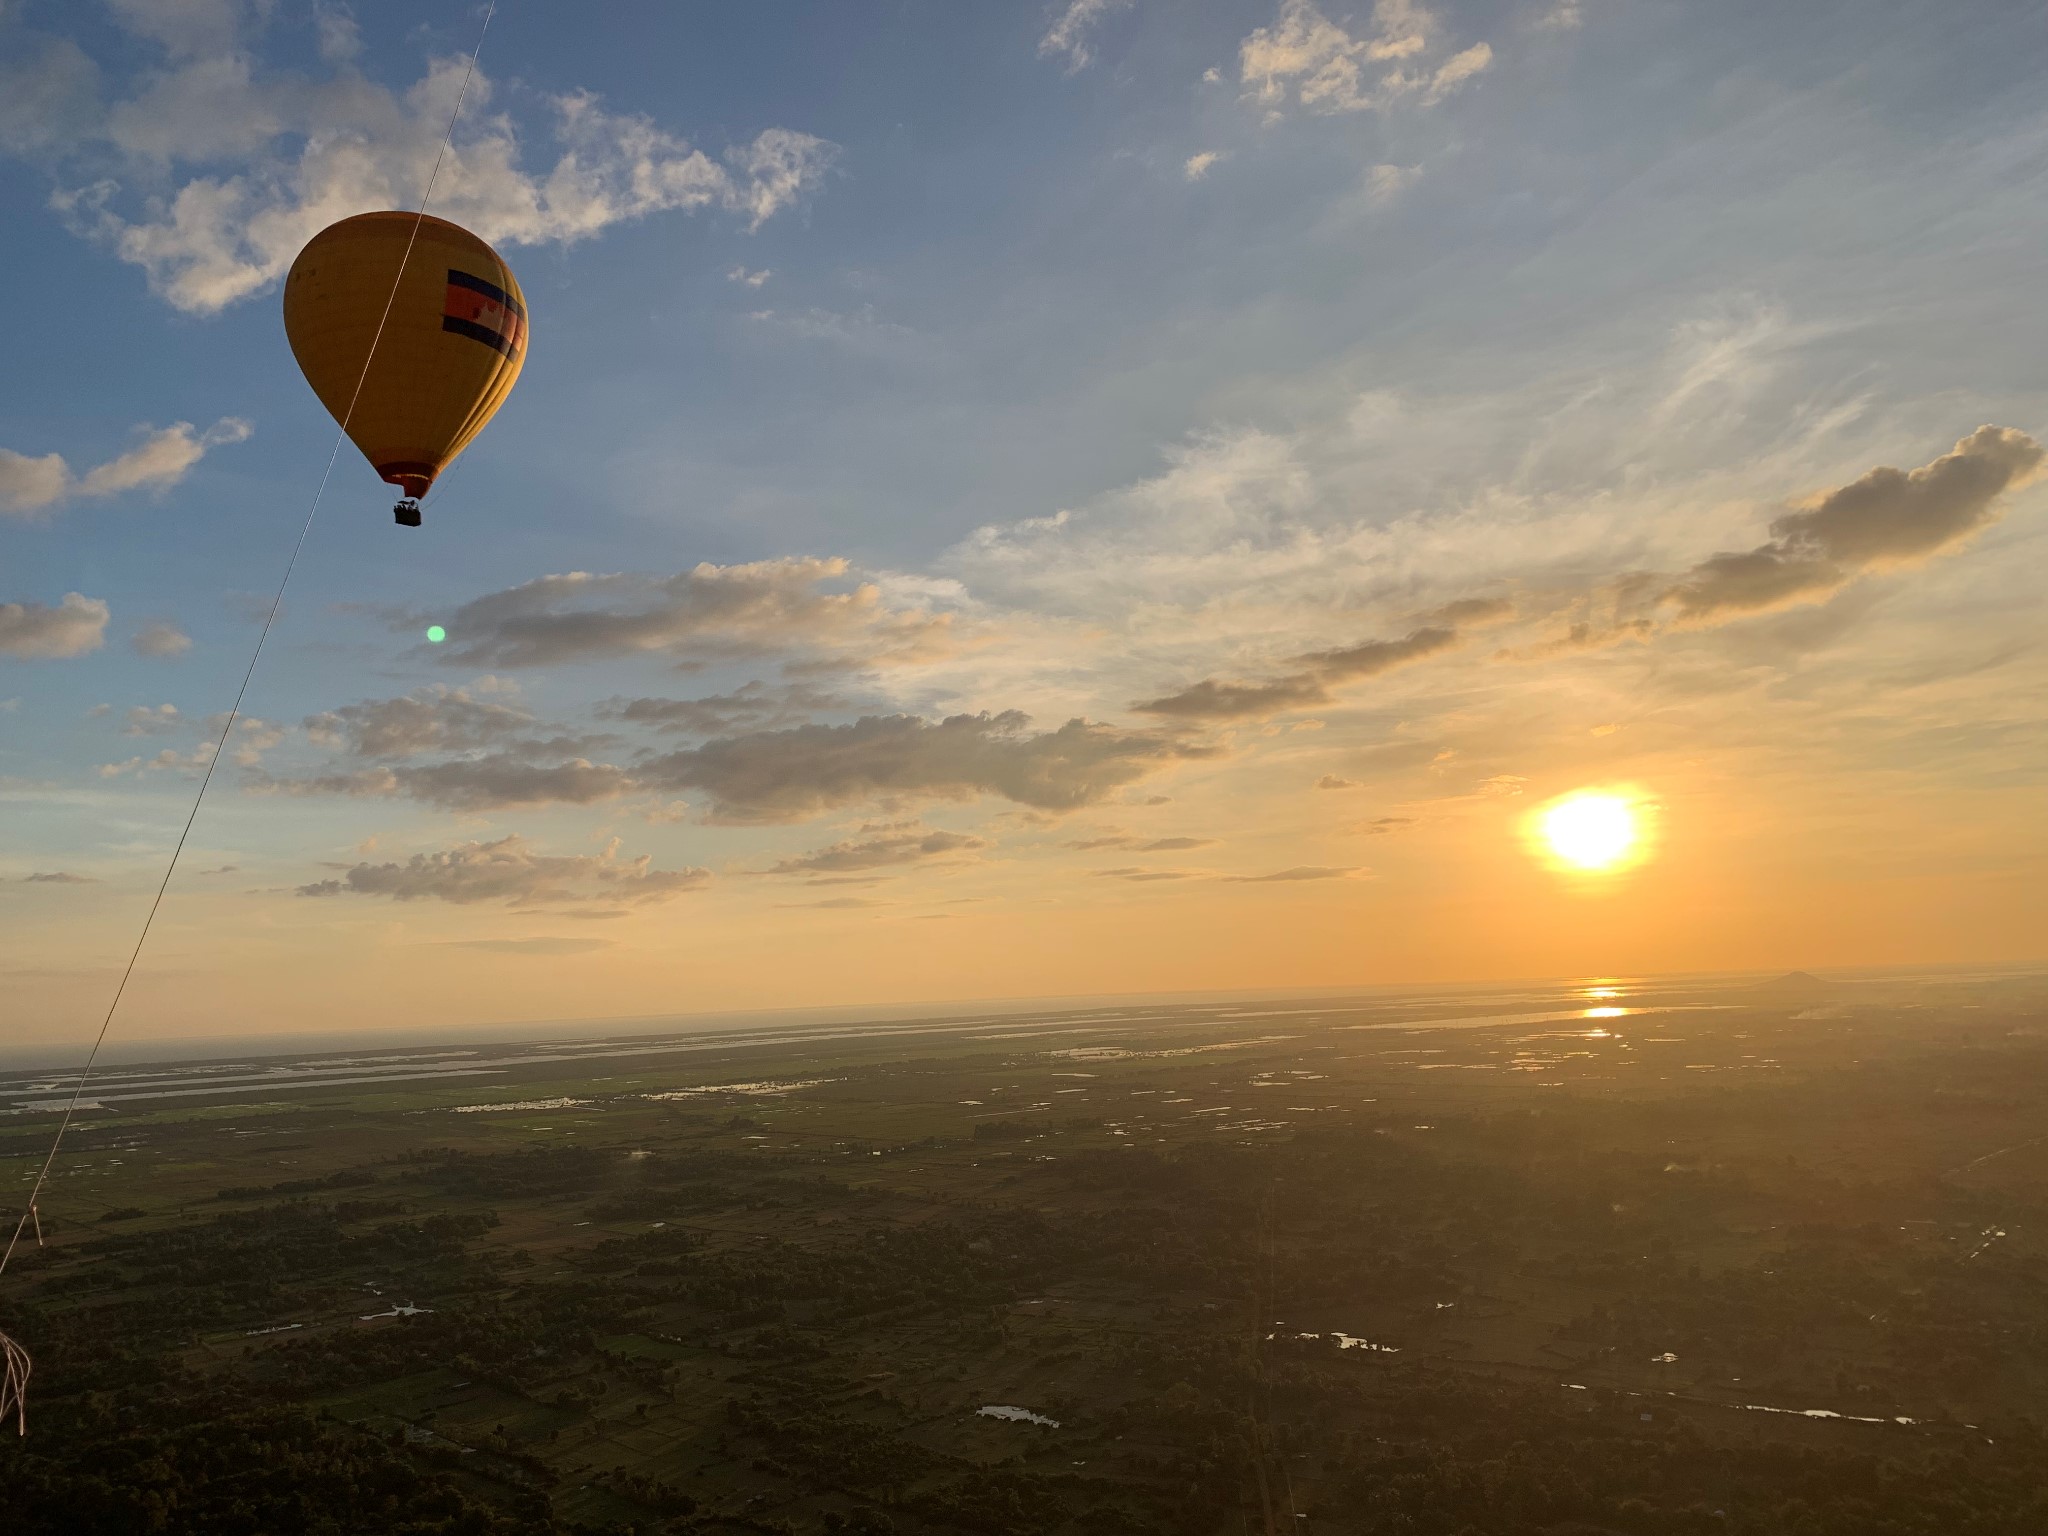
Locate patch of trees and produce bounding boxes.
[0,1383,545,1535]
[217,1167,380,1200]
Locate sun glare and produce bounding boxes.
[1533,791,1643,872]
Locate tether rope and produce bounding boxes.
[0,0,501,1284]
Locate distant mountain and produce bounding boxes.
[1749,970,1834,1001]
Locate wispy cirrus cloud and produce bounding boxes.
[1040,0,1132,72]
[1240,0,1490,118]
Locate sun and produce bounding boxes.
[1533,791,1642,872]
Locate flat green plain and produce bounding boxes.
[4,975,2047,1533]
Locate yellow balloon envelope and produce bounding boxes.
[283,212,527,517]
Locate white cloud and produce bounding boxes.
[1423,42,1493,105]
[727,265,772,287]
[26,30,836,314]
[723,128,838,232]
[1040,0,1132,72]
[123,703,182,736]
[1184,151,1223,181]
[0,419,251,519]
[311,2,361,64]
[0,593,109,659]
[105,0,247,59]
[929,289,2048,764]
[98,743,216,778]
[0,36,101,158]
[131,621,193,657]
[78,419,252,496]
[1240,0,1489,116]
[0,450,70,516]
[742,304,918,353]
[190,714,287,767]
[1366,162,1421,202]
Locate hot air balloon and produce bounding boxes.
[283,212,527,527]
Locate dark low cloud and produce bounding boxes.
[264,685,626,810]
[0,592,108,658]
[601,681,843,736]
[22,871,95,883]
[131,621,192,658]
[1221,865,1361,882]
[1503,618,1656,660]
[1664,425,2043,621]
[1421,596,1514,628]
[258,755,637,812]
[298,835,709,907]
[439,937,616,955]
[1135,625,1462,721]
[765,825,987,875]
[123,703,181,736]
[1357,816,1416,835]
[305,685,542,758]
[425,557,955,671]
[642,711,1216,823]
[1136,836,1217,851]
[1299,625,1460,681]
[1134,673,1332,720]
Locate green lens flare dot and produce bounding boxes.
[426,625,447,644]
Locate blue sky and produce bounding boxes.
[5,0,2048,1047]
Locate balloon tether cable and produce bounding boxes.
[0,2,502,1333]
